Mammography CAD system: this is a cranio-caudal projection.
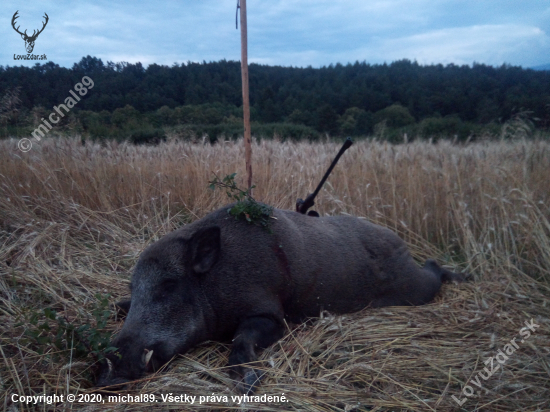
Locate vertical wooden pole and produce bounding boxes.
[239,0,253,192]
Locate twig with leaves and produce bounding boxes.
[209,173,273,230]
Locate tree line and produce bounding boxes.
[1,56,549,142]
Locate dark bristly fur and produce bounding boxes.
[97,204,465,393]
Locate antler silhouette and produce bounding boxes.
[31,13,49,40]
[11,11,49,53]
[11,11,25,37]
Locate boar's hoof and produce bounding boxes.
[424,259,467,284]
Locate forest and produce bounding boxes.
[1,56,549,142]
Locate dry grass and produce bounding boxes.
[1,136,549,411]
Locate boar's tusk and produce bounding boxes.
[143,349,154,368]
[106,357,113,376]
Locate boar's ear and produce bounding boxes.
[190,226,221,274]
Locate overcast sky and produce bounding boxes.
[1,0,549,69]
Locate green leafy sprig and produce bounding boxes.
[16,293,117,362]
[208,173,274,230]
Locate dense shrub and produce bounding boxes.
[129,128,166,145]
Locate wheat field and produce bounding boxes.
[1,136,549,411]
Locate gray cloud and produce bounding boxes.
[1,0,548,68]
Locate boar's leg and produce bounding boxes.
[371,259,466,308]
[228,315,284,394]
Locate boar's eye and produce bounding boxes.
[154,279,178,300]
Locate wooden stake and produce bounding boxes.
[239,0,253,192]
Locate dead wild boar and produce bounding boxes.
[96,203,465,393]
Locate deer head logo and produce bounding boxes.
[11,11,49,54]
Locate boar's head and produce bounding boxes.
[96,226,220,386]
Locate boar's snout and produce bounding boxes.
[96,357,131,388]
[96,335,164,388]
